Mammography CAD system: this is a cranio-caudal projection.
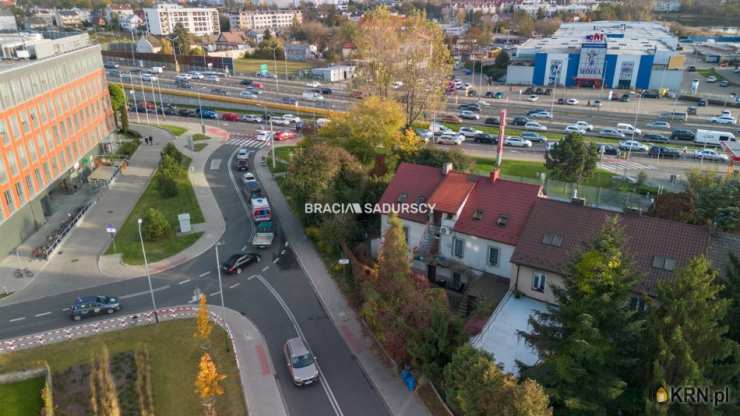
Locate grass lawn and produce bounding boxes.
[0,377,45,416]
[106,156,205,265]
[192,133,211,141]
[266,146,296,174]
[193,143,208,152]
[473,157,615,188]
[0,320,245,416]
[159,125,187,137]
[234,58,314,75]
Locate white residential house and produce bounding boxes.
[120,14,143,32]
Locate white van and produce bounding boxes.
[617,123,642,136]
[694,129,736,146]
[302,91,324,101]
[150,66,164,73]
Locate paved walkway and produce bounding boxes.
[252,147,431,416]
[0,305,287,416]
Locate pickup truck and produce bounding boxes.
[252,221,274,248]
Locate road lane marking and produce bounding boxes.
[61,307,70,312]
[280,249,286,255]
[229,283,240,289]
[241,245,248,252]
[199,271,211,278]
[261,266,269,272]
[284,241,289,247]
[209,159,222,170]
[35,312,52,318]
[9,317,26,322]
[209,291,220,297]
[120,285,170,300]
[272,258,279,264]
[178,278,191,285]
[247,274,257,281]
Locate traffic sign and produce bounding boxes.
[106,224,116,234]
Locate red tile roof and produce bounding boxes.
[453,179,541,246]
[429,172,478,214]
[511,198,712,296]
[378,163,445,223]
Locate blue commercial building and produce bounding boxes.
[506,21,684,91]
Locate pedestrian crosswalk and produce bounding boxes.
[225,136,269,149]
[598,157,653,173]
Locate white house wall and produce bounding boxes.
[379,214,428,255]
[439,231,517,279]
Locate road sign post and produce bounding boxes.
[106,224,117,253]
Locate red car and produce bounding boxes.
[222,112,240,121]
[274,130,297,141]
[252,82,264,89]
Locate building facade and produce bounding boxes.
[0,33,115,260]
[228,9,302,32]
[0,8,17,32]
[144,4,220,36]
[507,21,685,90]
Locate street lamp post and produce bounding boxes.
[156,79,166,120]
[270,118,276,169]
[273,47,279,93]
[138,73,150,125]
[149,78,160,124]
[137,218,159,324]
[197,91,205,134]
[130,90,141,123]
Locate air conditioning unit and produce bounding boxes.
[440,226,451,235]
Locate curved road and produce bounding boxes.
[0,142,388,416]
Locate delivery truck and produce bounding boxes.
[252,221,274,248]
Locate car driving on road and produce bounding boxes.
[504,137,533,147]
[437,133,464,145]
[693,149,729,162]
[649,146,681,159]
[524,121,547,131]
[459,127,483,138]
[520,131,547,143]
[646,120,671,130]
[222,253,261,275]
[71,296,120,321]
[459,110,480,120]
[618,140,649,152]
[284,337,319,386]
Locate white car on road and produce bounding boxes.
[255,130,273,141]
[206,75,221,82]
[646,120,671,129]
[706,75,718,83]
[237,148,250,160]
[189,71,204,79]
[305,81,321,88]
[618,140,649,152]
[527,95,539,102]
[281,113,302,124]
[504,137,533,147]
[459,127,483,138]
[566,98,579,105]
[175,74,192,81]
[268,116,291,126]
[239,90,259,99]
[242,172,257,184]
[436,133,464,145]
[524,121,547,131]
[141,73,158,82]
[711,115,737,125]
[459,110,480,120]
[572,121,594,131]
[693,149,729,162]
[565,125,587,134]
[529,111,553,119]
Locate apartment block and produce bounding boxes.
[0,33,115,259]
[228,9,302,32]
[144,4,220,36]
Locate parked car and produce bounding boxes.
[646,120,671,130]
[473,133,497,144]
[459,110,480,120]
[706,75,718,83]
[524,121,547,131]
[442,115,462,123]
[162,105,178,115]
[415,128,433,142]
[437,133,464,145]
[599,128,626,138]
[693,149,728,162]
[484,117,501,126]
[619,93,630,102]
[222,253,261,275]
[618,140,649,152]
[504,137,533,147]
[642,90,660,99]
[284,337,319,386]
[241,114,263,123]
[649,146,681,159]
[643,133,670,143]
[459,127,483,138]
[274,130,297,141]
[617,123,642,137]
[590,100,603,107]
[698,98,708,107]
[71,296,120,321]
[485,91,505,99]
[520,131,547,143]
[597,144,619,156]
[196,109,218,119]
[512,116,529,126]
[305,81,321,88]
[221,112,240,122]
[671,128,696,141]
[458,103,481,112]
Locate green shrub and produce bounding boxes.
[142,208,171,241]
[156,174,178,198]
[192,133,210,141]
[161,143,183,164]
[159,154,184,178]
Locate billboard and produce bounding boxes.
[577,43,607,80]
[548,59,563,86]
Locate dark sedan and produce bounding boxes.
[474,133,497,144]
[177,109,196,117]
[649,146,681,159]
[222,253,261,275]
[643,134,670,143]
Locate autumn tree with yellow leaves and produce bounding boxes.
[195,352,226,416]
[194,294,212,342]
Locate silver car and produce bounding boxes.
[284,338,319,386]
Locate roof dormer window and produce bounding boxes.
[542,233,563,247]
[496,215,508,227]
[397,193,407,203]
[473,210,483,221]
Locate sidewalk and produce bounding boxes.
[98,125,227,277]
[0,305,287,416]
[253,148,431,416]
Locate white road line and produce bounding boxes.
[254,275,344,416]
[9,317,26,322]
[280,249,286,255]
[120,284,170,300]
[247,274,257,281]
[209,291,220,297]
[261,266,269,272]
[35,312,52,318]
[229,283,240,289]
[61,307,70,312]
[241,245,248,252]
[284,241,289,247]
[272,258,279,264]
[178,278,191,285]
[199,271,211,278]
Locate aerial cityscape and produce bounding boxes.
[0,0,738,415]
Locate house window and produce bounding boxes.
[25,175,34,196]
[472,209,483,221]
[34,169,43,189]
[397,192,408,203]
[532,272,546,293]
[488,246,499,267]
[0,119,8,144]
[629,295,646,312]
[15,182,24,203]
[652,256,676,271]
[416,195,426,204]
[453,237,464,259]
[403,226,409,245]
[445,213,454,220]
[4,190,14,212]
[542,233,563,247]
[497,215,508,227]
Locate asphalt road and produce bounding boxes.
[0,144,388,416]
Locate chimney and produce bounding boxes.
[489,169,501,183]
[442,162,453,176]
